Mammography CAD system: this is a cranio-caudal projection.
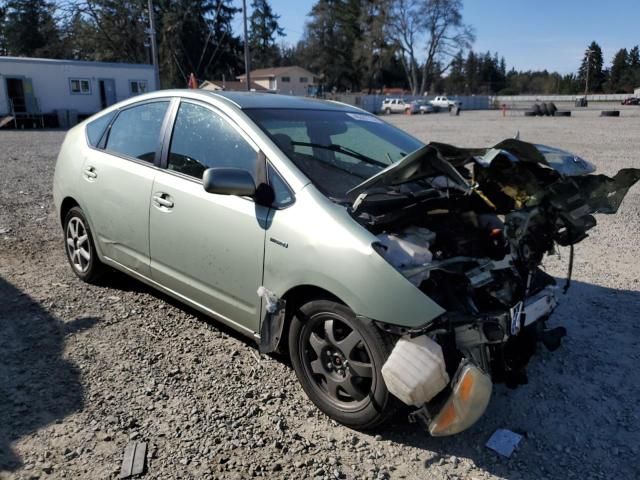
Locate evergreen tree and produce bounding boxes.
[0,2,7,56]
[443,50,464,93]
[464,51,477,93]
[3,0,63,57]
[298,0,363,92]
[157,0,242,87]
[629,46,640,68]
[353,0,391,93]
[248,0,285,69]
[578,41,605,93]
[608,48,629,92]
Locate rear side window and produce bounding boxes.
[105,101,169,162]
[86,111,115,147]
[168,102,257,180]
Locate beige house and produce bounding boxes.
[237,66,319,96]
[199,79,268,92]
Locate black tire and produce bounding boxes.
[524,111,537,117]
[600,110,620,117]
[541,103,550,116]
[548,102,558,115]
[289,299,397,430]
[384,108,391,115]
[531,103,542,116]
[63,206,106,284]
[554,110,571,117]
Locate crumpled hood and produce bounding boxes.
[348,138,640,214]
[348,139,603,196]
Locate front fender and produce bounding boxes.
[263,185,445,328]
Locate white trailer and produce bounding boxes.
[0,56,157,126]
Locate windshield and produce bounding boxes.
[245,109,424,199]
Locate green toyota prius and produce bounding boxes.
[53,90,640,435]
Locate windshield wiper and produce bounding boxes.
[290,141,388,168]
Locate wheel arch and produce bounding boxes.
[60,196,80,228]
[276,284,346,353]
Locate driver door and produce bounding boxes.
[149,100,269,335]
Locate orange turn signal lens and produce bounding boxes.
[428,363,492,436]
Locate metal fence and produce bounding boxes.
[492,94,634,103]
[327,94,492,113]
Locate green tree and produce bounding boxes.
[158,0,242,87]
[608,48,629,92]
[248,0,285,69]
[64,1,148,63]
[3,0,64,57]
[578,41,605,93]
[353,0,391,93]
[298,0,364,92]
[0,2,8,56]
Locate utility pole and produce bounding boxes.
[242,0,251,91]
[584,48,593,97]
[148,0,161,90]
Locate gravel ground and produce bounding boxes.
[1,108,639,480]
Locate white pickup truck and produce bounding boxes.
[429,96,458,110]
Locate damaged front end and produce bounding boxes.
[349,139,640,435]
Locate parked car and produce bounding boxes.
[429,95,458,111]
[409,99,435,114]
[621,97,640,105]
[380,98,410,114]
[54,91,640,435]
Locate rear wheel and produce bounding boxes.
[384,107,391,115]
[289,299,397,429]
[64,206,106,284]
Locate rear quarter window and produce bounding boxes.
[86,111,116,147]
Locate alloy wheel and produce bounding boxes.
[66,217,91,273]
[300,312,375,411]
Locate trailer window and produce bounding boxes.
[70,78,91,95]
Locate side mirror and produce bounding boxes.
[202,168,256,197]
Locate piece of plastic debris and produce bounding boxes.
[257,286,280,313]
[119,441,147,478]
[381,335,449,406]
[486,429,523,457]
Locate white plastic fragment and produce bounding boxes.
[381,335,449,407]
[257,286,280,313]
[486,429,523,457]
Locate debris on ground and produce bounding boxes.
[485,429,523,457]
[119,441,147,478]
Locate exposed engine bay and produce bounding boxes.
[346,138,640,435]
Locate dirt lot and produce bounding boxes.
[1,108,639,480]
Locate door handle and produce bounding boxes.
[83,166,97,179]
[153,193,174,209]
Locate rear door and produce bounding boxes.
[148,100,269,334]
[79,99,172,276]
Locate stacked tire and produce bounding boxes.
[528,102,563,117]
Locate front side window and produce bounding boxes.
[281,76,290,83]
[246,109,423,199]
[105,101,169,162]
[70,78,91,94]
[168,102,257,180]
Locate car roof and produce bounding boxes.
[200,90,363,112]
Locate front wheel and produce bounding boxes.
[289,299,397,429]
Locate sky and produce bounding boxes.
[232,0,640,75]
